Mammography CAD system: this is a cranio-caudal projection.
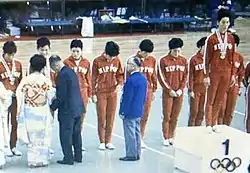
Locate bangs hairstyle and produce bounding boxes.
[3,41,17,54]
[168,38,183,50]
[105,41,120,57]
[70,39,83,49]
[217,9,231,22]
[196,37,207,48]
[139,39,154,53]
[37,37,51,49]
[232,33,240,46]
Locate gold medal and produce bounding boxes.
[220,52,226,59]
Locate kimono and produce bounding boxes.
[0,82,13,167]
[16,72,54,167]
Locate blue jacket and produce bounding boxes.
[50,66,85,121]
[119,71,147,119]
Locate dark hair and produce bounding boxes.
[37,37,51,49]
[232,33,240,46]
[196,37,207,48]
[70,39,83,49]
[168,38,183,49]
[30,54,46,72]
[105,41,119,57]
[217,9,231,22]
[49,55,61,68]
[139,39,154,53]
[3,41,17,54]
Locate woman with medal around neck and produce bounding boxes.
[0,41,23,156]
[203,9,236,133]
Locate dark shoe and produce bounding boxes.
[119,156,138,161]
[137,155,140,160]
[57,160,74,165]
[74,158,82,163]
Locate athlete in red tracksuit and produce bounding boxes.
[63,39,92,151]
[203,9,236,133]
[188,37,207,126]
[218,33,244,126]
[157,38,188,146]
[92,41,124,150]
[124,39,157,148]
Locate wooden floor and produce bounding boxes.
[1,17,250,173]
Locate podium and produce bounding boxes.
[174,125,250,173]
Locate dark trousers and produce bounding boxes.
[123,117,141,157]
[59,115,82,162]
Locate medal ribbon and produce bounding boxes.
[0,56,15,84]
[216,29,228,55]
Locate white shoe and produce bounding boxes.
[206,126,213,134]
[5,148,13,157]
[49,148,54,155]
[11,148,22,156]
[163,139,170,146]
[212,125,220,133]
[98,143,106,150]
[106,143,115,150]
[141,140,147,148]
[169,138,174,145]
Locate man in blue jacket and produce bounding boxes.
[49,55,85,165]
[119,56,147,161]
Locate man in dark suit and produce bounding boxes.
[49,55,85,165]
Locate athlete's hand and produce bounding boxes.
[176,89,183,97]
[92,95,97,103]
[169,90,177,97]
[204,77,210,88]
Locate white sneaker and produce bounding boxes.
[206,126,213,134]
[98,143,106,150]
[212,125,220,133]
[5,148,13,157]
[163,139,170,146]
[169,138,174,145]
[11,148,22,156]
[106,143,115,150]
[141,140,147,148]
[49,148,54,155]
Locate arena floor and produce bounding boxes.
[0,17,250,173]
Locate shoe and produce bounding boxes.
[119,156,138,161]
[206,126,213,134]
[81,146,86,151]
[12,148,22,156]
[163,139,170,146]
[106,143,115,150]
[5,148,13,157]
[141,140,147,148]
[49,148,54,155]
[169,138,174,145]
[57,160,74,165]
[137,155,140,160]
[98,143,106,150]
[74,158,82,163]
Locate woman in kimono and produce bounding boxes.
[16,54,54,168]
[0,82,13,168]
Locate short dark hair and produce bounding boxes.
[232,33,240,46]
[168,38,183,50]
[105,41,119,57]
[30,54,46,72]
[139,39,154,53]
[37,37,51,49]
[70,39,83,49]
[3,41,17,54]
[49,55,61,68]
[217,9,231,22]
